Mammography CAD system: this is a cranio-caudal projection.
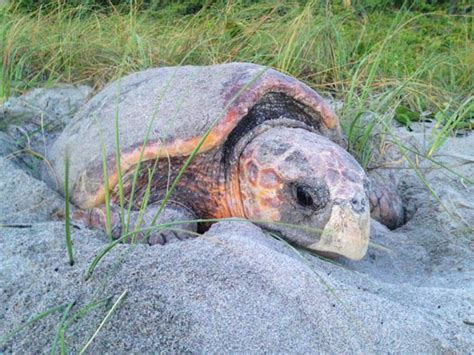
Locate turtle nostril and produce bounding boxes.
[350,194,367,213]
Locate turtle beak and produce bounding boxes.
[307,202,370,260]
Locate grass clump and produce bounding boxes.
[0,2,471,96]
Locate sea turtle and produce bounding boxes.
[47,63,402,260]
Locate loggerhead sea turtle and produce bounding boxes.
[47,63,403,260]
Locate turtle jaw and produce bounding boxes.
[307,203,370,260]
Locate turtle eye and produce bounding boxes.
[293,183,329,210]
[296,185,314,207]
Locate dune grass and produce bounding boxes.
[1,4,471,97]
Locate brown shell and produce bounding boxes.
[48,63,344,208]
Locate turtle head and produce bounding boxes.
[238,127,370,260]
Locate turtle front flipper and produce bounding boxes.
[368,178,405,230]
[72,202,197,245]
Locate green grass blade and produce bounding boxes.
[79,290,128,354]
[1,304,68,346]
[99,126,113,241]
[64,151,74,266]
[50,301,74,355]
